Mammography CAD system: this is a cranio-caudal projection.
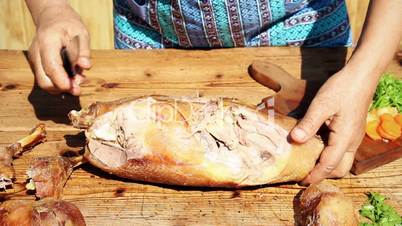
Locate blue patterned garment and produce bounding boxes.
[114,0,352,49]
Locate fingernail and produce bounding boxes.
[78,57,91,68]
[293,128,306,141]
[300,175,311,186]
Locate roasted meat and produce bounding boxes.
[69,96,324,187]
[0,124,46,189]
[295,182,359,226]
[0,199,86,226]
[26,156,76,199]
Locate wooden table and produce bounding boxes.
[0,48,401,225]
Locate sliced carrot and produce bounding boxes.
[380,119,401,137]
[366,120,382,140]
[377,125,399,140]
[395,114,402,127]
[380,113,395,122]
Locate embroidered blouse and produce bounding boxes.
[114,0,352,49]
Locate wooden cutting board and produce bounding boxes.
[249,60,402,175]
[1,49,401,225]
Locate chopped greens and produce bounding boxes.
[370,74,402,112]
[360,192,402,226]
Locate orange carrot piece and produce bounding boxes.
[380,119,401,138]
[377,126,398,141]
[395,114,402,127]
[380,113,395,122]
[366,120,382,140]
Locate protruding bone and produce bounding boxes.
[0,123,46,189]
[7,123,47,157]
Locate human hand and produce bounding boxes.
[27,4,91,96]
[290,67,377,184]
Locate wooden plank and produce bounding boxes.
[0,0,34,49]
[68,0,114,49]
[0,48,401,225]
[0,0,114,50]
[0,48,352,128]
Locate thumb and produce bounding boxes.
[291,98,333,143]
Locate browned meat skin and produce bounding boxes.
[0,199,86,226]
[0,124,46,189]
[295,182,359,226]
[0,149,14,189]
[26,156,76,199]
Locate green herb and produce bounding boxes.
[370,74,402,112]
[359,192,402,226]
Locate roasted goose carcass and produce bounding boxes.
[69,96,324,187]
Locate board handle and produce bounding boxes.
[249,61,306,116]
[249,60,305,93]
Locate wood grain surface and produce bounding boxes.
[0,0,114,50]
[0,48,401,226]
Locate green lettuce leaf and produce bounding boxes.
[370,74,402,112]
[359,192,402,226]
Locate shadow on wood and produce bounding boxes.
[293,188,305,226]
[64,132,86,148]
[79,162,299,192]
[27,86,82,124]
[298,47,347,146]
[248,47,347,120]
[297,0,348,116]
[297,47,347,118]
[22,51,82,124]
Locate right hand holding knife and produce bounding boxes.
[27,4,91,96]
